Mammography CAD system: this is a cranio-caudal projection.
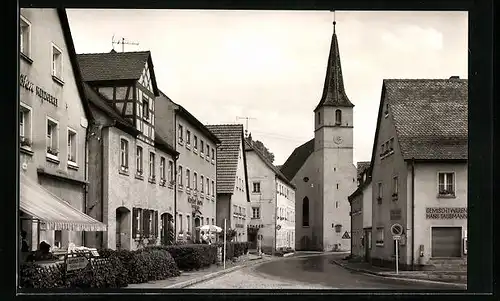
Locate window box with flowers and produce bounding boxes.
[392,193,398,201]
[168,180,175,189]
[47,146,59,156]
[159,179,167,187]
[438,189,455,198]
[377,197,382,204]
[20,136,32,148]
[149,175,156,184]
[136,170,144,180]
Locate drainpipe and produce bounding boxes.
[411,157,416,270]
[100,120,116,248]
[173,112,178,241]
[273,176,278,256]
[83,123,90,247]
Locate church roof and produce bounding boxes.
[205,125,250,200]
[314,24,354,111]
[244,139,296,189]
[280,139,315,181]
[366,78,468,175]
[77,50,160,96]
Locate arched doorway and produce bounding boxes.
[116,207,131,250]
[247,226,258,250]
[161,213,174,245]
[194,217,201,243]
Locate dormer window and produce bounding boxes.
[142,96,149,120]
[317,112,321,125]
[335,109,342,125]
[384,104,389,117]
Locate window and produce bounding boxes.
[136,146,143,175]
[200,140,204,154]
[142,96,149,120]
[206,178,210,195]
[317,111,321,125]
[212,218,215,225]
[186,169,191,188]
[186,216,190,232]
[335,201,339,208]
[178,124,183,143]
[46,118,59,158]
[253,182,261,193]
[179,214,183,231]
[335,109,342,125]
[168,160,173,182]
[392,176,398,198]
[194,135,198,150]
[201,175,204,192]
[233,205,238,215]
[211,180,215,196]
[67,129,77,165]
[194,172,198,190]
[160,157,166,181]
[51,44,63,80]
[206,217,209,225]
[178,166,183,186]
[212,149,215,160]
[377,182,383,202]
[19,104,32,148]
[20,15,31,58]
[389,138,394,152]
[54,230,62,249]
[376,227,384,246]
[119,139,128,170]
[149,152,156,180]
[186,130,191,145]
[206,145,210,156]
[302,197,309,227]
[438,172,455,195]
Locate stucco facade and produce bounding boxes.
[175,115,217,242]
[276,178,295,249]
[229,138,249,241]
[19,8,89,251]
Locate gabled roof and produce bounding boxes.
[356,161,371,179]
[83,83,139,137]
[56,9,93,121]
[159,90,221,145]
[77,50,159,96]
[367,78,468,175]
[205,125,249,200]
[244,139,296,190]
[280,139,315,181]
[314,26,354,111]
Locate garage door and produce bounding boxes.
[431,227,462,258]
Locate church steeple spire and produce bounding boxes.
[314,12,354,111]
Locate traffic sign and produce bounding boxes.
[393,235,401,240]
[342,231,351,239]
[390,223,404,236]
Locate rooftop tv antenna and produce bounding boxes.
[236,116,257,138]
[112,34,140,52]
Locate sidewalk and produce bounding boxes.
[127,253,270,289]
[330,258,467,287]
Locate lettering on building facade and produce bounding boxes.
[425,207,467,219]
[20,74,58,107]
[390,208,402,220]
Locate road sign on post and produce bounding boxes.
[390,224,403,275]
[390,223,403,236]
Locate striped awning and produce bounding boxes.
[20,173,107,232]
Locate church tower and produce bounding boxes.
[314,18,357,251]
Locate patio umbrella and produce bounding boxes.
[196,224,223,233]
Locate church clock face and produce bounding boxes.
[334,136,343,145]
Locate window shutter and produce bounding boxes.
[132,208,138,238]
[154,211,159,237]
[139,208,144,237]
[143,210,150,237]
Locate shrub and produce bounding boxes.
[157,244,217,271]
[19,262,65,288]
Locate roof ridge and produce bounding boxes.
[384,78,468,81]
[206,124,244,127]
[77,50,151,55]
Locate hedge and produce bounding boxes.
[150,244,218,271]
[19,256,127,288]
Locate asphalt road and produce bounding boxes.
[189,253,464,290]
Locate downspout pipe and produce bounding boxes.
[100,120,116,248]
[173,112,178,241]
[411,157,415,270]
[273,176,278,255]
[83,123,90,247]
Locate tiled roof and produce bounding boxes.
[244,139,296,190]
[356,161,371,178]
[385,79,468,160]
[205,124,245,194]
[280,139,315,181]
[77,51,149,81]
[315,30,354,111]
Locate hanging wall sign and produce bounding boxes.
[20,74,58,107]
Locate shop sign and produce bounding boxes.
[390,209,402,220]
[188,196,203,206]
[20,74,58,107]
[66,256,89,272]
[425,207,467,219]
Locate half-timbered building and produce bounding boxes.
[77,50,179,250]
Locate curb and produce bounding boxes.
[166,257,268,289]
[331,260,467,289]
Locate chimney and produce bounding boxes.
[449,76,460,79]
[247,133,253,144]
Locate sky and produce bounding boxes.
[66,10,468,166]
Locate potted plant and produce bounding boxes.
[20,136,32,147]
[47,147,58,156]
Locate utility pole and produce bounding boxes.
[112,35,140,52]
[236,116,257,138]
